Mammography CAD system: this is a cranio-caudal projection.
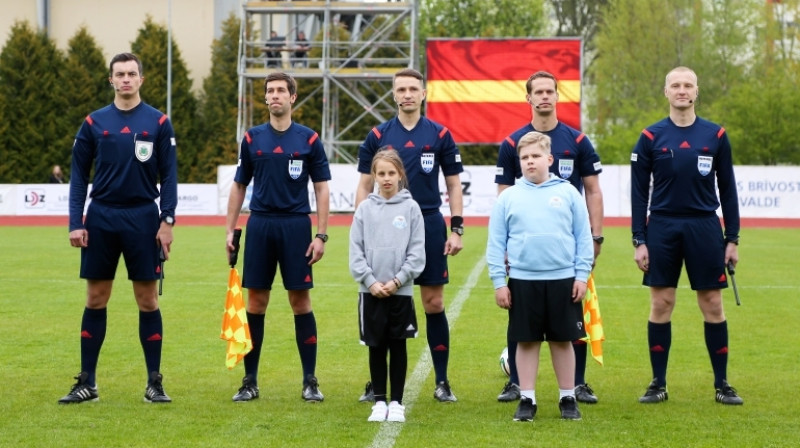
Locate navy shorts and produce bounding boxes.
[507,277,585,343]
[358,293,418,347]
[80,201,161,281]
[242,213,313,290]
[644,214,728,290]
[415,211,448,286]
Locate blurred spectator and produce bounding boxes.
[265,31,284,68]
[293,31,310,68]
[50,164,66,183]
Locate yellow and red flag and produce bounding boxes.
[220,267,252,369]
[581,273,604,365]
[425,38,582,144]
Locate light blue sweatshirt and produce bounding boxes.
[487,174,593,289]
[349,189,425,295]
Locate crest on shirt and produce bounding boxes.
[135,140,153,162]
[558,159,574,178]
[288,160,303,179]
[392,215,408,229]
[420,153,434,174]
[697,156,713,176]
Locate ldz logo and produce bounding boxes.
[24,189,46,208]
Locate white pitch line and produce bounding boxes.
[368,256,486,448]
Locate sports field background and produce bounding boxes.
[0,222,797,447]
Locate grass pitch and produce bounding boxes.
[0,224,796,447]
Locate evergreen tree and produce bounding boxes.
[60,27,109,181]
[192,13,241,183]
[0,21,69,183]
[131,16,199,182]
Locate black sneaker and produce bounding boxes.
[433,380,457,402]
[559,396,582,420]
[144,371,172,403]
[58,372,98,404]
[302,375,324,402]
[497,381,521,402]
[639,379,668,403]
[513,397,536,421]
[715,380,743,405]
[359,380,375,403]
[575,383,598,404]
[232,375,259,402]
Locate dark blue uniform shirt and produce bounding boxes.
[630,116,740,241]
[495,122,601,193]
[235,122,331,214]
[69,102,177,231]
[357,116,463,213]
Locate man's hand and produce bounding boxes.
[444,233,463,256]
[634,245,649,272]
[306,237,325,266]
[69,229,88,248]
[157,222,174,260]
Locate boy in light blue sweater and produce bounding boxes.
[487,131,593,422]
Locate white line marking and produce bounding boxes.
[368,256,486,448]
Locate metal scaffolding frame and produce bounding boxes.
[237,1,418,162]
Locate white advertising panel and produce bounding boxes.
[3,165,800,218]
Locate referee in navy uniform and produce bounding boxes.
[355,68,464,403]
[225,72,331,403]
[631,66,743,405]
[60,52,177,404]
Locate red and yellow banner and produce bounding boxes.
[425,39,582,144]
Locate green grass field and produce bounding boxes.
[0,224,797,447]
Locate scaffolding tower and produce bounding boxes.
[237,0,418,162]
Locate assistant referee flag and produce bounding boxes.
[582,273,605,366]
[221,267,252,369]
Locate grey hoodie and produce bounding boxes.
[349,189,425,295]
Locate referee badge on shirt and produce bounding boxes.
[697,156,713,176]
[288,160,303,179]
[420,153,434,173]
[558,159,574,178]
[135,140,154,162]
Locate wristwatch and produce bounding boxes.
[592,235,604,245]
[632,238,645,248]
[162,216,175,226]
[315,233,328,243]
[451,226,464,236]
[725,237,739,245]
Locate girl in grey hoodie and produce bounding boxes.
[349,149,425,423]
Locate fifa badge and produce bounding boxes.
[288,160,303,179]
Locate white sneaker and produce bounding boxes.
[387,401,405,422]
[368,401,388,422]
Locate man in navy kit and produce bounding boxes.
[355,68,464,403]
[494,71,605,404]
[226,72,331,403]
[60,52,177,404]
[631,66,742,405]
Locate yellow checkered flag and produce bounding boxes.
[221,267,252,369]
[581,272,605,365]
[220,228,251,369]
